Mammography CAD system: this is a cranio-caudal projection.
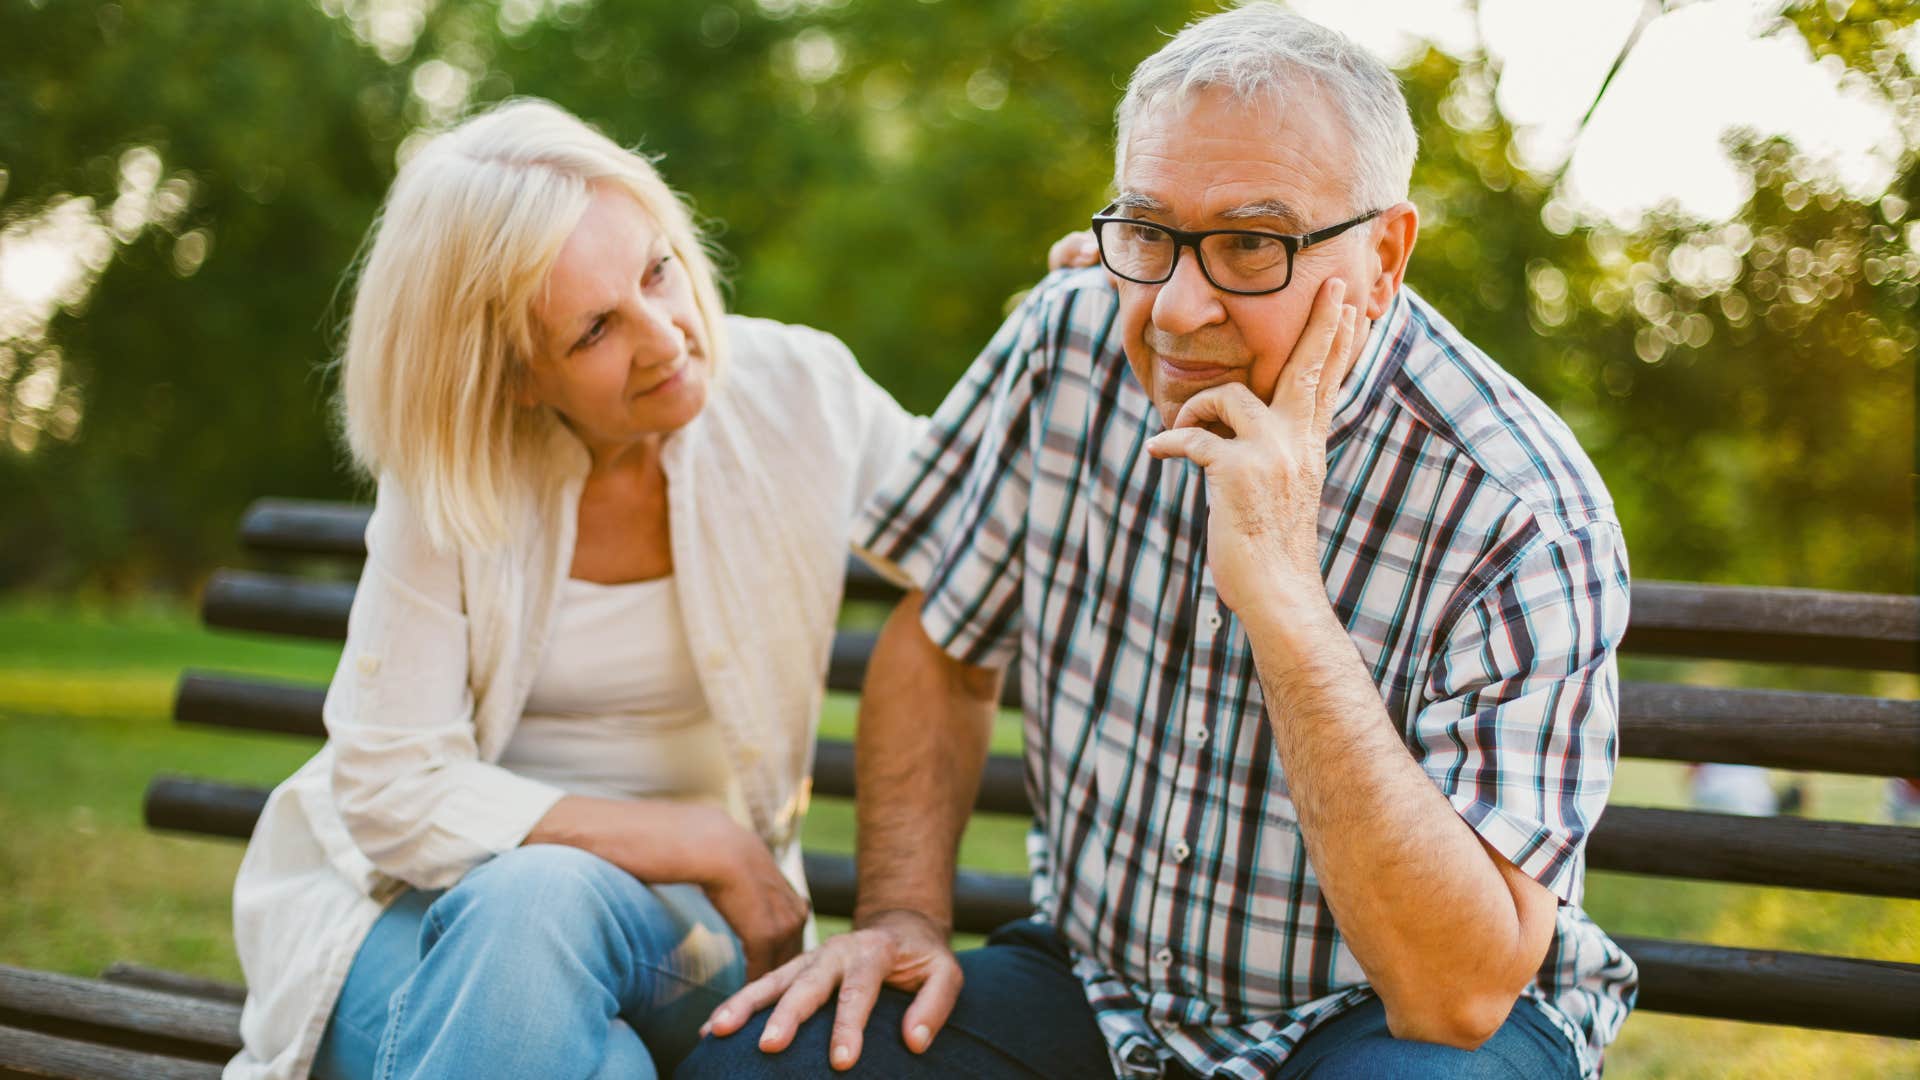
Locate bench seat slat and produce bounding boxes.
[97,967,245,1008]
[144,776,1920,901]
[1586,806,1920,898]
[0,1022,224,1080]
[234,500,1920,673]
[0,966,239,1058]
[176,665,1920,779]
[1610,936,1920,1039]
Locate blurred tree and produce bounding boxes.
[0,0,405,590]
[1,0,1911,597]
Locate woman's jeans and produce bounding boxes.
[311,844,745,1080]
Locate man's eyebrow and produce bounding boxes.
[1220,199,1306,230]
[1110,192,1168,214]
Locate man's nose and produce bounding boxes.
[1150,245,1227,337]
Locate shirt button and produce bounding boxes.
[1188,723,1209,745]
[356,654,380,676]
[1154,946,1173,967]
[1204,610,1222,632]
[1171,840,1191,864]
[739,744,763,766]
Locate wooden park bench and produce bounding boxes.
[3,496,1917,1078]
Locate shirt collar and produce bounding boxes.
[1328,286,1409,447]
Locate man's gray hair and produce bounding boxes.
[1115,3,1418,212]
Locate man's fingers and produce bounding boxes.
[1271,277,1349,428]
[1145,426,1226,468]
[1168,382,1264,438]
[758,967,841,1054]
[1315,309,1368,436]
[900,954,964,1054]
[825,954,888,1070]
[703,960,804,1038]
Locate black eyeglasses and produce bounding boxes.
[1089,204,1382,296]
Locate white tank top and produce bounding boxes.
[501,576,750,826]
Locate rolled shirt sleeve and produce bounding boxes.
[324,484,566,891]
[1410,518,1630,902]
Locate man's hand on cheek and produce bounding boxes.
[1144,277,1367,621]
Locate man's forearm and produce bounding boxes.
[852,591,1003,928]
[1243,599,1550,1047]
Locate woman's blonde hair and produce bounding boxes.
[338,97,728,553]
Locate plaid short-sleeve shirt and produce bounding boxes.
[855,270,1637,1079]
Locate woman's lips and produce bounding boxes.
[635,362,687,397]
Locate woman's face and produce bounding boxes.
[525,183,709,454]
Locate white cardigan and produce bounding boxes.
[225,317,920,1080]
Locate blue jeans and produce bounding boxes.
[675,921,1583,1080]
[312,844,745,1080]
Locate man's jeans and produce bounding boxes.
[675,920,1584,1080]
[312,844,745,1080]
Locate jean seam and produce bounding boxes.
[376,982,407,1080]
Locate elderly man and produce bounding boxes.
[684,5,1634,1078]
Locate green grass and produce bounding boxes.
[1,598,1916,1076]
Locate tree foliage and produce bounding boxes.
[1,0,1911,595]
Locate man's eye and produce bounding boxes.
[1121,223,1169,246]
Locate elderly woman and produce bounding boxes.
[225,99,927,1080]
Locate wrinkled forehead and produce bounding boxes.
[1114,83,1356,224]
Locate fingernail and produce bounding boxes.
[832,1044,853,1067]
[912,1024,932,1051]
[699,1023,711,1038]
[715,1007,731,1024]
[760,1023,782,1048]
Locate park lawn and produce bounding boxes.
[1,599,1916,1077]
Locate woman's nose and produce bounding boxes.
[628,297,685,364]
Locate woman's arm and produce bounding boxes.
[526,795,809,978]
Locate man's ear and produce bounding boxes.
[1363,201,1418,319]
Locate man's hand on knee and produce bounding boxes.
[699,909,962,1071]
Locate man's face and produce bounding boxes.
[1112,84,1381,428]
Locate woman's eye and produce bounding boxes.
[573,317,607,352]
[645,254,675,286]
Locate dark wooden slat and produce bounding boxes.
[800,852,1031,936]
[173,664,1920,782]
[1587,806,1920,898]
[201,571,353,641]
[0,966,238,1058]
[235,499,910,606]
[826,632,1022,710]
[144,778,265,841]
[0,1023,223,1080]
[811,740,1029,816]
[238,498,370,558]
[147,775,1920,903]
[173,671,328,738]
[201,563,1920,681]
[1623,580,1920,673]
[1619,682,1920,776]
[1617,936,1920,1038]
[96,968,243,1008]
[841,560,906,606]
